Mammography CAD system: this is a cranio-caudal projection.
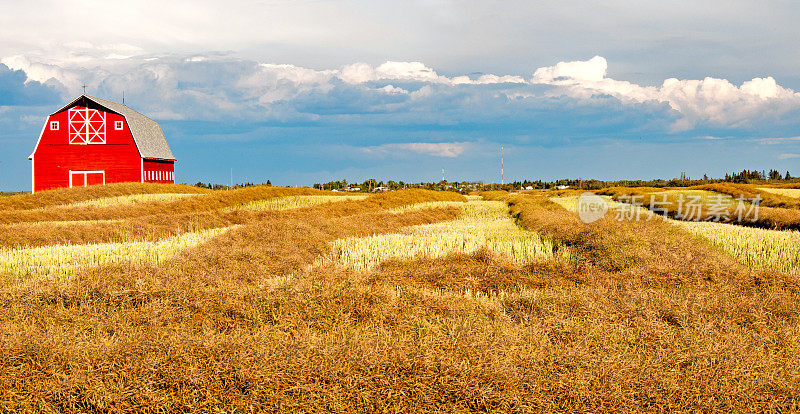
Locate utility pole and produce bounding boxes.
[230,168,233,188]
[500,145,504,185]
[442,167,445,183]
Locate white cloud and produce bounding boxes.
[379,85,408,94]
[375,61,441,82]
[339,61,526,85]
[363,142,468,158]
[1,55,79,87]
[339,61,442,83]
[778,153,800,159]
[474,74,526,84]
[4,52,800,132]
[531,56,800,129]
[532,55,608,82]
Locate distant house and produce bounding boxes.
[29,95,176,193]
[524,186,534,190]
[347,187,362,192]
[372,186,390,192]
[555,185,570,190]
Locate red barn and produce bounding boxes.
[29,95,176,193]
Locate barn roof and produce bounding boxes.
[52,95,176,161]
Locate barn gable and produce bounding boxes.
[31,94,176,161]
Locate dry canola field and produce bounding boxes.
[1,182,799,412]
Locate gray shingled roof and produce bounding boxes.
[55,95,176,161]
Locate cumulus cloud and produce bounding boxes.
[532,55,608,82]
[0,63,61,105]
[340,61,526,85]
[530,56,800,130]
[363,142,468,158]
[3,52,800,135]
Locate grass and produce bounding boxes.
[224,194,369,211]
[323,200,573,271]
[0,226,236,279]
[675,220,800,274]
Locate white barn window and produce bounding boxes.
[50,121,59,130]
[114,121,124,130]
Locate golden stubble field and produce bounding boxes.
[0,183,799,412]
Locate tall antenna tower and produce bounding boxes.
[500,145,504,185]
[442,167,445,183]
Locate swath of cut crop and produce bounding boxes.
[224,194,369,212]
[4,219,122,228]
[759,188,800,198]
[59,193,201,208]
[598,187,800,231]
[0,185,330,225]
[675,220,800,274]
[0,226,237,279]
[484,191,753,288]
[554,194,800,275]
[0,182,210,211]
[321,200,573,271]
[385,200,467,213]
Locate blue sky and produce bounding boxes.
[1,1,799,189]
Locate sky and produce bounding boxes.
[1,0,799,189]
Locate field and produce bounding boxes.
[1,183,799,412]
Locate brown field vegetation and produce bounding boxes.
[0,186,798,411]
[0,184,338,225]
[0,182,210,211]
[0,185,373,248]
[598,186,800,230]
[691,182,800,209]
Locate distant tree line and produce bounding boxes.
[189,168,795,193]
[194,180,270,190]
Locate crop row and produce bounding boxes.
[0,226,237,279]
[224,194,369,212]
[322,200,573,271]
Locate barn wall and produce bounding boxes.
[32,107,142,192]
[143,159,175,184]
